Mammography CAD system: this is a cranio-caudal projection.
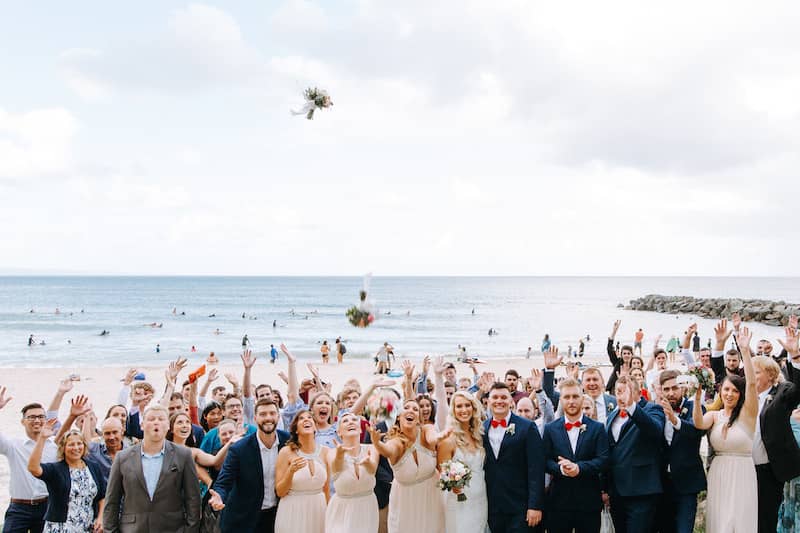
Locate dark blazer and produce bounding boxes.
[542,416,609,512]
[36,459,106,523]
[483,413,545,513]
[606,399,665,497]
[606,338,624,393]
[662,398,706,494]
[762,360,800,482]
[212,430,290,532]
[126,413,203,446]
[103,441,202,533]
[543,371,617,416]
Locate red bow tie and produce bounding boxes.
[491,419,508,428]
[619,410,628,419]
[565,421,582,430]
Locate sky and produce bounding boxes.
[1,1,797,276]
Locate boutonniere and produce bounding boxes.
[766,394,773,403]
[608,403,615,412]
[579,424,587,434]
[680,407,688,416]
[506,423,516,436]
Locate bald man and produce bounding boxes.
[88,417,125,483]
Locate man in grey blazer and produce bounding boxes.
[103,405,201,533]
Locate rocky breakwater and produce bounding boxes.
[626,294,800,326]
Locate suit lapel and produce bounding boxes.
[131,445,149,496]
[573,419,588,457]
[482,420,494,462]
[496,415,515,460]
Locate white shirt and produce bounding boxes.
[611,402,637,442]
[753,388,771,465]
[564,416,583,453]
[258,434,279,509]
[594,395,608,423]
[664,411,682,446]
[0,434,57,499]
[488,414,511,459]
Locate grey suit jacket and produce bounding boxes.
[103,441,201,533]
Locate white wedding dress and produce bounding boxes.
[444,446,488,533]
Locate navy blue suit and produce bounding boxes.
[483,413,545,533]
[212,430,290,533]
[605,399,665,533]
[542,416,609,533]
[655,398,706,533]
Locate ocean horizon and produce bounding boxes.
[1,275,797,368]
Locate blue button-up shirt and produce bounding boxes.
[141,445,165,499]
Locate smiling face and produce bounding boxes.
[21,407,46,439]
[581,396,596,419]
[295,411,316,436]
[699,349,711,367]
[310,394,333,426]
[725,352,741,372]
[63,433,86,462]
[342,391,359,410]
[488,387,512,419]
[255,403,279,435]
[630,368,645,383]
[452,394,475,424]
[205,406,223,429]
[108,405,127,425]
[337,413,361,439]
[171,413,193,441]
[224,398,243,422]
[581,370,603,398]
[720,378,741,409]
[399,400,420,430]
[444,367,457,383]
[417,397,433,422]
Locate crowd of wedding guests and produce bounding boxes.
[1,313,799,533]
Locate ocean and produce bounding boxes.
[0,276,797,368]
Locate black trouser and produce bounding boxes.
[756,464,783,533]
[488,512,542,533]
[609,493,657,533]
[3,501,47,533]
[546,509,600,533]
[256,506,277,533]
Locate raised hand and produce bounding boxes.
[432,356,446,376]
[372,377,396,388]
[0,386,11,410]
[289,457,308,474]
[207,368,219,382]
[737,326,752,351]
[69,395,91,417]
[732,312,742,331]
[433,427,453,443]
[306,363,320,381]
[543,346,563,370]
[714,319,732,349]
[610,320,621,339]
[40,418,57,439]
[658,398,677,425]
[122,368,138,386]
[277,371,289,384]
[57,378,74,394]
[240,349,256,369]
[401,360,415,379]
[224,373,239,388]
[167,357,188,383]
[777,325,800,358]
[366,423,385,444]
[280,343,296,363]
[566,362,580,381]
[421,355,431,375]
[789,314,798,331]
[208,488,225,511]
[529,368,543,390]
[334,441,355,458]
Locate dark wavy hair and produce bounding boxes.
[286,409,313,451]
[415,394,436,424]
[167,412,197,448]
[200,401,222,431]
[721,375,746,429]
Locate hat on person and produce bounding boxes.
[134,372,146,381]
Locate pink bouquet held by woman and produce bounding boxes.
[438,459,472,502]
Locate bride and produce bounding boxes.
[434,357,488,533]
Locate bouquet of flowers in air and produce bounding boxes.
[291,87,333,120]
[364,388,397,425]
[677,365,715,396]
[438,459,472,502]
[346,274,376,328]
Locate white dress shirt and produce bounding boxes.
[0,434,57,499]
[488,414,511,459]
[611,402,637,442]
[664,412,682,446]
[594,395,608,423]
[752,388,771,465]
[564,416,583,453]
[258,434,279,509]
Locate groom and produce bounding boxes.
[484,382,545,532]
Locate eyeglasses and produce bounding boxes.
[24,415,46,421]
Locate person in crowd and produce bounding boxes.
[88,417,125,483]
[166,412,236,493]
[199,401,223,432]
[581,394,598,420]
[644,349,669,398]
[323,412,379,533]
[200,395,255,455]
[104,404,139,446]
[607,320,634,393]
[208,399,290,533]
[657,368,706,533]
[542,378,609,533]
[693,321,759,533]
[504,370,528,403]
[544,347,617,423]
[367,398,449,533]
[778,407,800,532]
[483,382,545,532]
[274,411,329,533]
[606,375,665,532]
[0,388,59,533]
[27,420,105,533]
[433,354,487,533]
[103,405,201,532]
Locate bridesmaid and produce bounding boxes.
[324,412,379,533]
[275,411,330,533]
[367,398,450,533]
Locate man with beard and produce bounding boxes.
[543,348,617,423]
[654,370,706,533]
[209,399,290,533]
[542,378,609,533]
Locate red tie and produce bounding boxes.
[619,410,628,419]
[565,420,582,431]
[491,419,508,428]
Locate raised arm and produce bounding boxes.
[737,327,759,428]
[282,344,299,404]
[27,419,57,478]
[160,357,187,407]
[366,424,403,464]
[241,349,256,399]
[432,357,449,430]
[400,360,415,401]
[350,378,395,417]
[198,368,218,401]
[47,378,73,416]
[607,320,621,365]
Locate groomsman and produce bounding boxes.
[606,375,665,533]
[656,370,706,533]
[542,378,609,533]
[542,348,617,423]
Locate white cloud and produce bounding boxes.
[0,108,78,179]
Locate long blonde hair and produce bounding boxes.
[447,391,484,448]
